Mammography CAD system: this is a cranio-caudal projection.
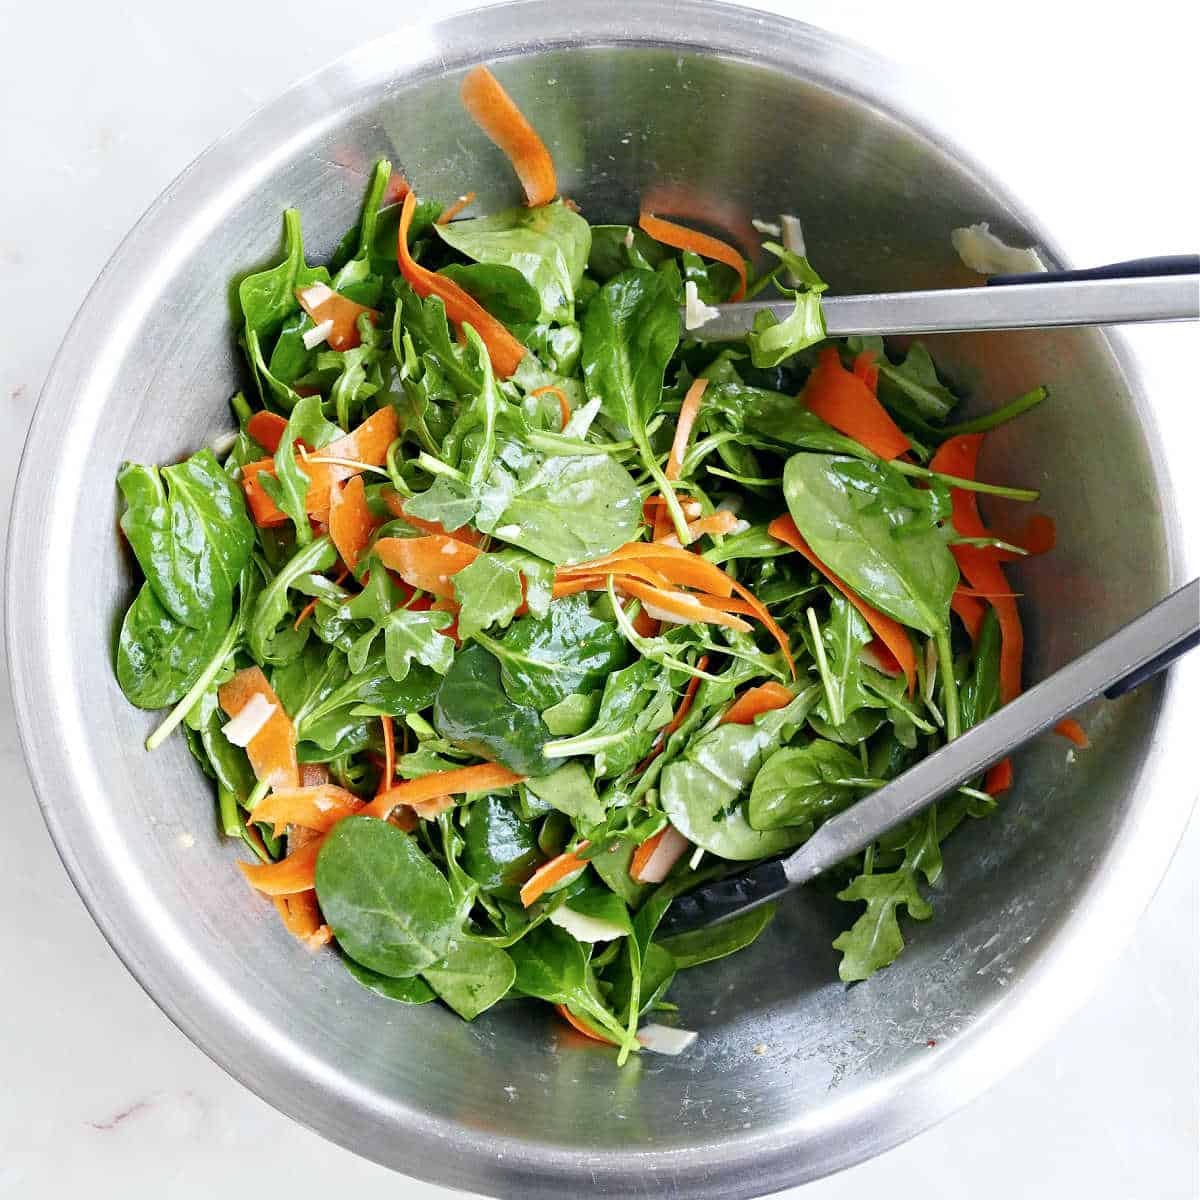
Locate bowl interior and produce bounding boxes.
[11,5,1179,1197]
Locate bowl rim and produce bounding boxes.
[7,1,1194,1195]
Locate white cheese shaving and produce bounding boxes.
[728,518,751,535]
[298,282,333,309]
[222,693,275,747]
[562,396,601,439]
[688,845,705,871]
[682,500,703,520]
[549,905,628,944]
[751,218,781,237]
[209,430,239,456]
[950,222,1046,276]
[632,826,690,884]
[302,319,335,350]
[683,280,720,331]
[495,524,522,539]
[623,227,635,248]
[638,1023,698,1055]
[440,541,460,555]
[780,214,807,286]
[658,535,682,549]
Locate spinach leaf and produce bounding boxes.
[314,816,458,978]
[117,448,254,629]
[702,380,864,456]
[540,691,601,736]
[438,263,542,325]
[832,867,933,983]
[463,795,543,896]
[656,902,776,970]
[607,941,675,1019]
[747,739,867,831]
[475,593,628,710]
[329,159,392,305]
[587,225,670,281]
[247,536,337,665]
[116,583,230,709]
[344,957,436,1004]
[433,644,552,776]
[782,453,958,637]
[435,202,591,324]
[659,687,821,859]
[421,936,516,1020]
[524,763,606,827]
[589,839,651,909]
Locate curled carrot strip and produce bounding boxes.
[1054,718,1089,748]
[238,840,324,895]
[329,475,378,571]
[852,350,880,393]
[950,589,987,644]
[251,786,364,837]
[460,66,557,207]
[638,212,747,301]
[618,577,752,632]
[362,762,526,821]
[667,377,708,482]
[295,283,378,352]
[246,411,289,454]
[721,681,795,726]
[373,534,482,598]
[556,1004,614,1044]
[532,384,572,431]
[218,667,300,791]
[273,891,332,950]
[396,190,526,378]
[379,715,395,796]
[559,542,734,597]
[802,346,911,461]
[520,844,589,907]
[768,514,915,693]
[436,191,477,224]
[928,435,1023,703]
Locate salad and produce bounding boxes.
[114,66,1068,1059]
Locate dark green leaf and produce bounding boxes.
[656,902,776,969]
[463,795,542,896]
[422,936,516,1020]
[524,762,606,827]
[438,262,543,326]
[747,740,866,831]
[832,868,932,982]
[344,956,436,1004]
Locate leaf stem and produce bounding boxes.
[934,627,961,741]
[145,617,240,751]
[942,386,1048,436]
[889,459,1039,501]
[807,607,843,727]
[635,429,691,543]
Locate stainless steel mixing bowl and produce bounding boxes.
[8,2,1193,1195]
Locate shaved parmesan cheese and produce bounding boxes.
[222,693,275,747]
[563,397,601,439]
[779,214,808,286]
[495,524,522,539]
[683,280,720,331]
[638,1023,698,1055]
[298,282,333,309]
[209,430,238,456]
[641,600,695,625]
[681,500,703,520]
[302,319,334,350]
[623,227,635,248]
[633,825,690,884]
[440,541,461,555]
[688,845,705,871]
[549,905,629,944]
[751,217,781,236]
[728,519,750,535]
[951,222,1046,276]
[658,535,682,549]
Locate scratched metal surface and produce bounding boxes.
[6,2,1193,1197]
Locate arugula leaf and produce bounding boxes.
[832,867,932,983]
[315,816,458,977]
[747,292,826,368]
[453,553,526,643]
[247,536,337,665]
[117,448,254,629]
[394,283,482,398]
[433,644,553,776]
[263,395,344,544]
[435,201,591,324]
[343,571,455,681]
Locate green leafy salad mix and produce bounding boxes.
[114,65,1053,1058]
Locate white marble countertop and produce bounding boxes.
[1,2,1195,1196]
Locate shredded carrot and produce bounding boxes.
[436,191,477,224]
[631,606,660,637]
[993,513,1057,561]
[551,573,606,598]
[459,66,557,208]
[637,655,709,771]
[396,190,526,378]
[950,589,987,644]
[329,475,379,571]
[556,1004,614,1044]
[379,716,395,796]
[802,346,911,461]
[410,794,455,819]
[531,384,572,431]
[362,762,526,821]
[861,638,903,677]
[295,284,379,352]
[252,785,364,837]
[638,212,747,301]
[373,534,482,598]
[1054,718,1089,748]
[520,843,589,907]
[246,410,289,454]
[666,377,708,483]
[384,174,411,205]
[768,514,917,694]
[559,543,735,597]
[241,406,399,526]
[721,681,795,726]
[273,891,333,950]
[685,510,738,540]
[300,763,332,787]
[218,667,299,790]
[852,350,880,393]
[238,840,324,895]
[984,758,1013,796]
[382,490,484,546]
[928,435,1023,703]
[617,577,752,632]
[293,567,348,631]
